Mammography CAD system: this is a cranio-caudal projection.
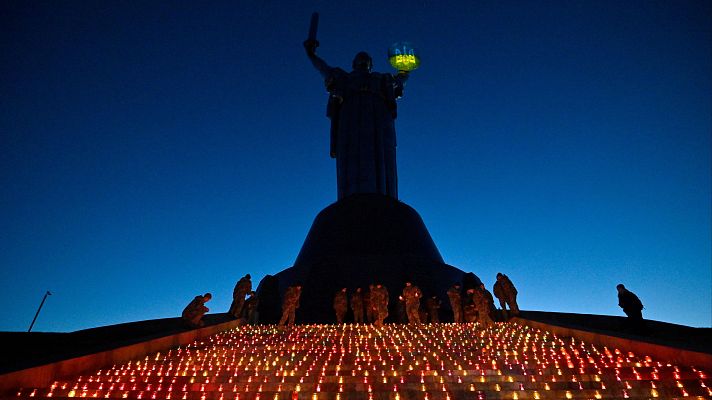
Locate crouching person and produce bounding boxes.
[182,293,211,328]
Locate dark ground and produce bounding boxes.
[0,311,709,376]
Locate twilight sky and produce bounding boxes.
[1,1,710,332]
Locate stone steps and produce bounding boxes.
[12,323,712,399]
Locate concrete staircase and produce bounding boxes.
[12,322,712,399]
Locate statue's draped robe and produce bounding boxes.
[311,60,406,200]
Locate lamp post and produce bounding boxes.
[28,290,52,332]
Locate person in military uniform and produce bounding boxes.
[229,274,252,319]
[182,293,211,328]
[463,307,477,322]
[464,288,481,323]
[351,287,364,323]
[418,308,428,324]
[333,288,348,323]
[472,286,494,327]
[372,284,389,327]
[426,296,441,323]
[479,283,497,321]
[278,285,302,326]
[493,273,519,318]
[400,282,422,324]
[395,297,407,323]
[243,291,259,325]
[447,284,463,323]
[365,285,375,323]
[617,284,645,333]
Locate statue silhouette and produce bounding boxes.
[304,39,409,200]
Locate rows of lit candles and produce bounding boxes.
[15,323,710,399]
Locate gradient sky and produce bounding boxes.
[1,1,710,332]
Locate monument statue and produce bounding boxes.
[252,15,470,324]
[303,15,409,200]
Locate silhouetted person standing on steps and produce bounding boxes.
[400,281,422,324]
[365,285,375,323]
[279,285,302,326]
[479,283,497,321]
[372,284,389,327]
[351,288,365,323]
[426,296,441,323]
[229,274,252,319]
[617,284,645,333]
[473,286,494,327]
[243,291,259,325]
[447,284,463,323]
[463,289,477,323]
[333,288,348,323]
[493,273,519,318]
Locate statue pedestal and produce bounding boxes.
[257,194,479,323]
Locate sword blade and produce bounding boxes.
[308,12,319,41]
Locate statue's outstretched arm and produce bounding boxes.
[304,39,332,79]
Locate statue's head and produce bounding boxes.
[352,51,373,72]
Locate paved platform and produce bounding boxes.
[519,311,712,355]
[0,314,235,375]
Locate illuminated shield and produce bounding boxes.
[388,42,420,71]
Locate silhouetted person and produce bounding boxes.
[479,283,497,321]
[278,285,302,326]
[426,296,441,323]
[396,298,407,323]
[473,287,494,327]
[304,39,409,200]
[333,288,348,323]
[617,284,645,333]
[351,288,365,323]
[365,285,374,323]
[493,273,519,318]
[243,291,259,325]
[447,284,463,323]
[462,289,476,322]
[372,284,389,327]
[182,293,211,328]
[418,307,428,324]
[400,281,422,324]
[229,274,252,319]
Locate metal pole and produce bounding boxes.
[28,290,52,332]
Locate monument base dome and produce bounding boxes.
[257,194,480,324]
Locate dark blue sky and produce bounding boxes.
[1,1,710,332]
